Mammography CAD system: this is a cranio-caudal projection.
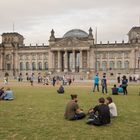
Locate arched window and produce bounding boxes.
[44,62,48,70]
[124,61,129,69]
[6,54,11,60]
[109,61,114,69]
[26,62,30,70]
[117,61,122,69]
[102,53,107,59]
[20,62,23,70]
[32,62,36,70]
[102,61,107,70]
[38,62,42,70]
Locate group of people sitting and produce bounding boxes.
[64,94,117,126]
[112,85,123,95]
[0,87,14,100]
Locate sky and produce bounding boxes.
[0,0,140,45]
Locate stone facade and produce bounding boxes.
[0,26,140,78]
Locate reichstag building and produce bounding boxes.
[0,26,140,77]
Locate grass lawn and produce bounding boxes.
[0,81,140,140]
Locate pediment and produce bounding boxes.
[51,37,90,48]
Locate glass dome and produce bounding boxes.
[63,29,88,38]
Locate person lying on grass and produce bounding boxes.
[64,94,86,120]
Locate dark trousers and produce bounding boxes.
[93,83,99,92]
[87,113,110,126]
[122,87,127,95]
[57,90,64,94]
[87,113,101,126]
[70,112,86,120]
[102,86,107,94]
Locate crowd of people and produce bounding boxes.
[1,72,133,127]
[17,73,74,87]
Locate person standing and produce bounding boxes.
[93,73,100,92]
[52,76,56,86]
[117,76,120,83]
[101,75,107,94]
[30,74,34,86]
[122,75,128,95]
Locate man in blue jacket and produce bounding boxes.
[93,73,100,92]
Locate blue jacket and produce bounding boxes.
[4,90,14,100]
[93,76,99,84]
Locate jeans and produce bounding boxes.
[122,87,127,95]
[70,112,86,120]
[93,83,99,92]
[102,86,107,94]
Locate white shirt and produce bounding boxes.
[108,102,117,117]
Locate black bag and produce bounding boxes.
[87,113,101,126]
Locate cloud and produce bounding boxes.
[0,0,140,44]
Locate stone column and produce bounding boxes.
[0,51,2,70]
[36,53,38,71]
[87,50,90,70]
[135,48,139,69]
[79,50,83,72]
[48,50,54,72]
[15,51,18,72]
[114,57,117,69]
[57,50,61,72]
[64,50,68,72]
[130,49,135,69]
[107,52,109,70]
[2,52,5,71]
[41,54,44,71]
[72,50,76,72]
[12,52,16,76]
[122,52,125,69]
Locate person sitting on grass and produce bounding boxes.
[3,87,14,100]
[0,87,5,100]
[118,85,123,93]
[106,97,117,117]
[64,94,86,120]
[57,84,64,94]
[87,97,110,126]
[112,84,118,95]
